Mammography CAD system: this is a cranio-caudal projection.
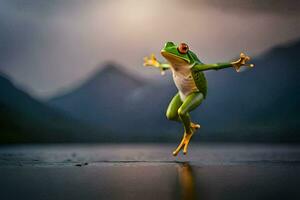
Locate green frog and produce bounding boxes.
[144,42,253,156]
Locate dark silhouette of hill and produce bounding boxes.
[195,40,300,142]
[49,40,300,142]
[0,74,103,143]
[50,63,155,136]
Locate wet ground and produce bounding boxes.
[0,143,299,200]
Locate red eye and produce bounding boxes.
[178,43,189,54]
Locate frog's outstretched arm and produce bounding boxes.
[144,54,171,75]
[192,53,254,72]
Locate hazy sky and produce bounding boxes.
[0,0,299,98]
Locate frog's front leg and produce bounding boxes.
[192,52,254,72]
[173,92,204,156]
[143,54,171,75]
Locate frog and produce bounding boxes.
[143,42,254,156]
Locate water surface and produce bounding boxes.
[0,143,299,200]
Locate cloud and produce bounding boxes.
[186,0,300,15]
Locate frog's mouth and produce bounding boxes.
[161,50,190,65]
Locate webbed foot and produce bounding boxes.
[231,52,254,72]
[143,54,160,67]
[173,123,200,156]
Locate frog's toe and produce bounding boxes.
[173,150,179,156]
[182,132,194,155]
[173,146,182,157]
[183,144,188,155]
[173,137,185,156]
[191,122,200,130]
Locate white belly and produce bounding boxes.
[171,65,199,101]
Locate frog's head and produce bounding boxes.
[161,42,195,65]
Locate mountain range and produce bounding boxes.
[0,74,103,143]
[1,40,299,143]
[49,40,300,142]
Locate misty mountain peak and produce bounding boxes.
[92,62,145,85]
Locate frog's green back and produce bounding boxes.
[191,70,207,98]
[188,51,208,98]
[188,51,202,63]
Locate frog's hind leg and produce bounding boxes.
[173,92,204,156]
[166,93,201,128]
[166,93,182,122]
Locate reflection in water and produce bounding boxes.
[177,162,197,200]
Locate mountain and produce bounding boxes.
[194,40,300,142]
[50,63,181,140]
[0,74,102,143]
[49,40,300,142]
